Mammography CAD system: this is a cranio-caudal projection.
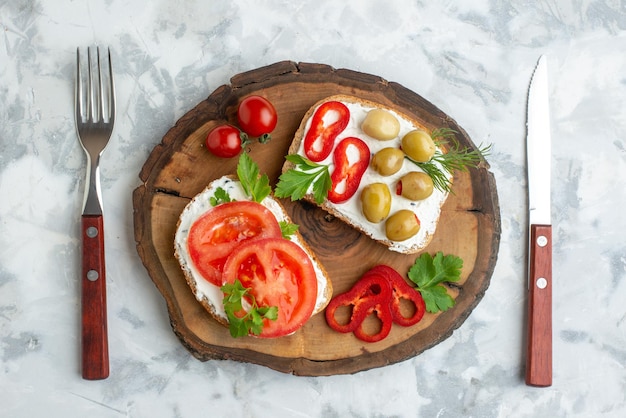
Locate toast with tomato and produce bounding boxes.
[174,156,332,339]
[277,95,454,255]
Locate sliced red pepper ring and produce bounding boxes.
[327,137,370,204]
[325,274,392,334]
[303,101,350,162]
[363,265,426,327]
[353,300,393,343]
[325,264,427,343]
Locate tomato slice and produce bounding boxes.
[222,238,318,338]
[187,201,282,286]
[303,101,350,162]
[328,137,371,203]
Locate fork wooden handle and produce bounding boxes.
[81,214,109,380]
[526,224,552,386]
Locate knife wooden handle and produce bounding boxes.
[81,214,109,380]
[526,224,552,386]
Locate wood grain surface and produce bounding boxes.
[132,61,501,376]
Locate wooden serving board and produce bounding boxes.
[133,61,501,376]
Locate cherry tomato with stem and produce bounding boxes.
[237,95,278,139]
[205,124,246,158]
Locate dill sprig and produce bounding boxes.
[408,128,492,193]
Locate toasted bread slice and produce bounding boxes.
[174,175,332,329]
[283,94,451,254]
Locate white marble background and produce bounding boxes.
[1,0,625,417]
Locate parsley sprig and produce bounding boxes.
[237,152,272,203]
[279,220,299,240]
[409,128,492,193]
[221,279,278,337]
[275,155,331,204]
[407,252,463,313]
[210,187,233,206]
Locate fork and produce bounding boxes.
[75,46,115,380]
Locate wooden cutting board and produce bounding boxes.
[132,61,501,376]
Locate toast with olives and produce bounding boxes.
[279,95,451,254]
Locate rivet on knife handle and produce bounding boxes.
[526,224,552,386]
[81,214,109,380]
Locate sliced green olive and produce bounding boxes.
[385,210,420,241]
[360,183,392,223]
[371,148,405,176]
[361,109,400,141]
[401,130,436,162]
[397,172,434,200]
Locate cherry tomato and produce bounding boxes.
[303,101,350,162]
[187,201,282,286]
[222,238,318,338]
[205,124,244,158]
[328,137,370,204]
[237,95,278,137]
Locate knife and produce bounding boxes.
[525,55,552,387]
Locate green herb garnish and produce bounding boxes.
[407,252,463,313]
[279,220,299,240]
[209,187,234,206]
[236,152,272,203]
[275,155,331,204]
[221,279,278,337]
[409,129,492,193]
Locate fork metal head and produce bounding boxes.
[75,47,116,138]
[75,47,116,215]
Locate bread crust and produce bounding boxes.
[174,176,333,334]
[283,94,450,254]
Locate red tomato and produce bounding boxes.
[303,101,350,162]
[237,95,278,137]
[187,201,282,286]
[328,137,370,203]
[205,124,244,158]
[222,238,318,338]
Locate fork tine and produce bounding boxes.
[96,47,104,123]
[75,48,82,124]
[108,48,115,125]
[87,47,94,122]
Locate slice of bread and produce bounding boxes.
[283,95,452,254]
[174,175,332,330]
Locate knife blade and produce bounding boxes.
[525,55,552,387]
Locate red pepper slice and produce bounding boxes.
[352,299,394,343]
[363,265,426,327]
[325,264,427,343]
[327,137,370,204]
[325,274,392,335]
[303,101,350,162]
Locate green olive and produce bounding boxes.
[385,210,420,241]
[361,109,400,141]
[401,130,436,162]
[360,183,392,223]
[371,148,405,176]
[397,172,434,201]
